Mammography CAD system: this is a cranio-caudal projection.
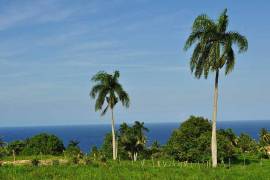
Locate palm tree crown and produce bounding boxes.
[184,8,248,78]
[90,70,130,115]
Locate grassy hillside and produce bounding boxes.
[1,160,270,180]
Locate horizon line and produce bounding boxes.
[1,119,270,128]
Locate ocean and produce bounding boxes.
[0,120,270,153]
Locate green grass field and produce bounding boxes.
[1,159,270,180]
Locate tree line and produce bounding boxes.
[1,116,270,164]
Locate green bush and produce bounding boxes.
[31,158,40,166]
[165,116,237,162]
[6,140,26,155]
[99,155,107,163]
[52,159,60,166]
[22,133,65,155]
[64,146,82,158]
[64,140,83,159]
[83,156,92,165]
[71,156,79,164]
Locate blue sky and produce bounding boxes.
[0,0,269,127]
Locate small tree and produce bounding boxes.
[118,121,148,161]
[22,133,65,155]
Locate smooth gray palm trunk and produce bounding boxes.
[211,70,219,168]
[111,108,117,160]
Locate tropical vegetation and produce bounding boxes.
[184,8,248,167]
[90,70,130,160]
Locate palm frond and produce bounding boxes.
[114,84,130,108]
[217,8,228,33]
[90,84,104,98]
[225,46,235,75]
[184,31,203,50]
[95,88,109,112]
[113,71,120,81]
[91,71,108,82]
[192,14,216,32]
[101,104,109,116]
[226,31,248,53]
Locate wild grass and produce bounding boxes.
[1,159,270,180]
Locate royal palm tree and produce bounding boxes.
[184,9,248,167]
[90,71,130,160]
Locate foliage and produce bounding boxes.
[100,133,114,159]
[6,140,26,155]
[90,70,130,115]
[0,136,7,159]
[184,9,248,78]
[90,70,130,160]
[259,128,270,146]
[0,136,6,148]
[89,146,100,160]
[52,159,60,166]
[166,116,211,162]
[31,158,40,166]
[149,140,164,159]
[22,133,65,155]
[166,116,236,162]
[64,140,83,158]
[237,133,258,153]
[118,121,149,161]
[258,128,270,158]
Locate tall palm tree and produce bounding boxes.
[90,71,130,160]
[184,9,248,167]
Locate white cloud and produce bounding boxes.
[0,0,96,31]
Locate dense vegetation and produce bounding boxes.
[0,119,270,180]
[1,116,270,164]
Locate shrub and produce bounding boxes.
[64,146,81,157]
[165,116,211,162]
[100,155,107,163]
[165,116,237,162]
[22,133,65,155]
[6,140,26,156]
[52,159,60,166]
[71,156,79,165]
[31,159,40,166]
[64,140,83,158]
[83,156,92,165]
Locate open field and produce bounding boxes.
[1,159,270,180]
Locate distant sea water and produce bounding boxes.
[0,120,270,153]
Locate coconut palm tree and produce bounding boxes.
[184,9,248,167]
[90,71,130,160]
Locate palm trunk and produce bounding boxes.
[211,70,219,168]
[111,108,117,160]
[134,152,138,161]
